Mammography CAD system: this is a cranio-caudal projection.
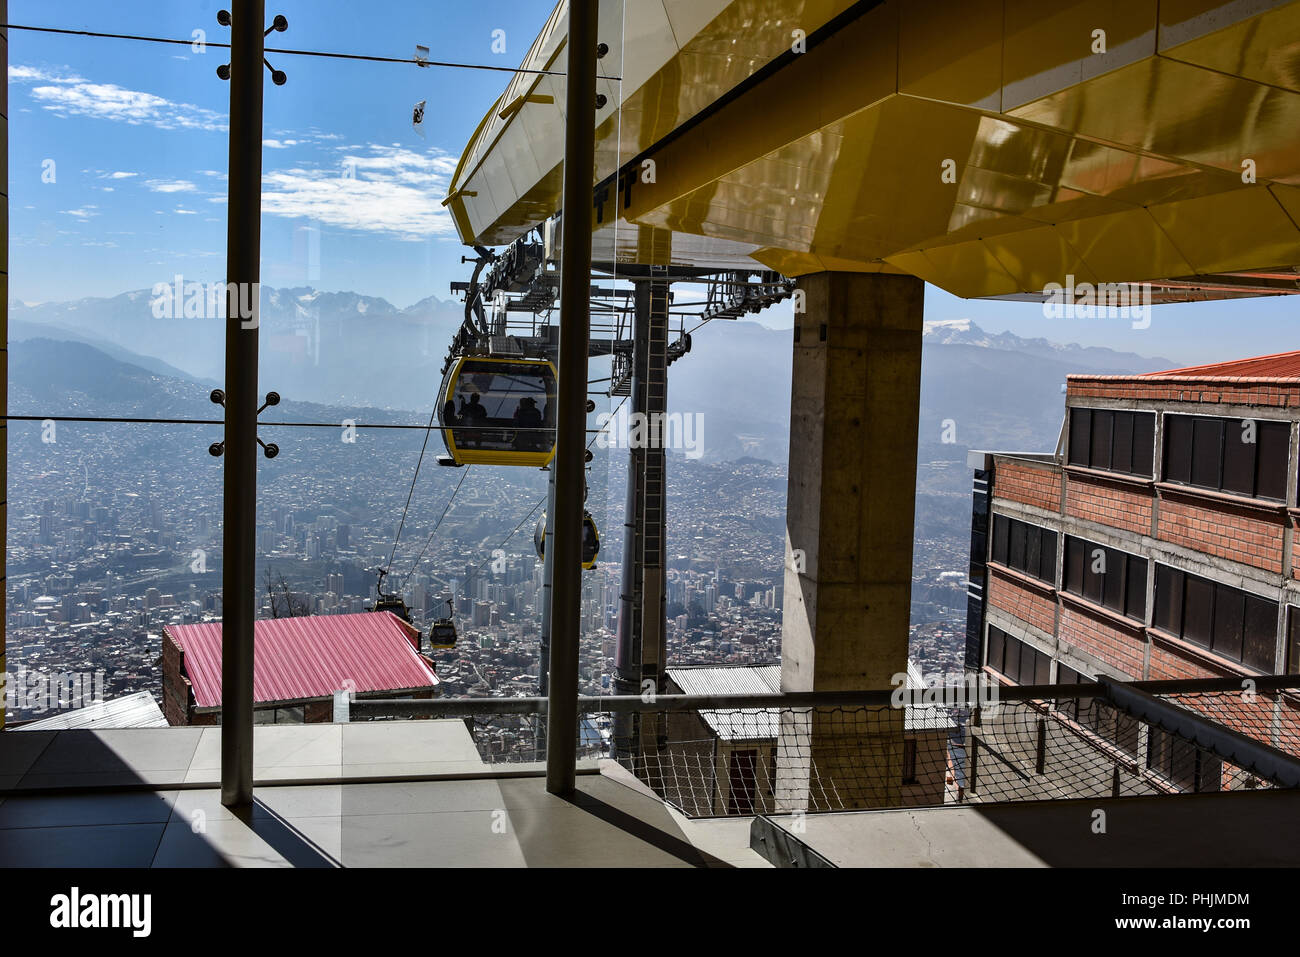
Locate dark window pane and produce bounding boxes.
[1154,564,1183,635]
[1058,663,1080,685]
[1091,410,1114,471]
[1170,738,1198,791]
[1222,418,1256,497]
[1066,537,1086,595]
[1026,527,1042,582]
[1009,520,1027,574]
[1112,412,1134,474]
[1116,712,1140,756]
[1020,642,1038,686]
[1034,649,1051,685]
[1211,587,1244,662]
[992,515,1009,565]
[1041,529,1058,584]
[1164,415,1193,484]
[1183,574,1214,648]
[1069,409,1091,467]
[1125,559,1148,621]
[1287,610,1300,674]
[1004,635,1021,682]
[1191,417,1223,489]
[1257,421,1290,501]
[986,626,1005,674]
[1243,596,1278,672]
[1084,543,1106,604]
[1132,413,1156,477]
[1102,548,1125,612]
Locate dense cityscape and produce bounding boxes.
[4,404,969,726]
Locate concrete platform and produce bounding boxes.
[0,724,769,868]
[751,789,1300,867]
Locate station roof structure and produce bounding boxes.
[445,0,1300,303]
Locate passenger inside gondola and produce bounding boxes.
[512,397,544,450]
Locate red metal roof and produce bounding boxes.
[166,612,438,709]
[1143,350,1300,379]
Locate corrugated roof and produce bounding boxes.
[667,666,781,740]
[1143,350,1300,379]
[166,612,438,709]
[14,691,168,730]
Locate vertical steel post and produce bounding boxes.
[545,0,598,796]
[220,0,265,808]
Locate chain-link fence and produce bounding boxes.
[350,676,1300,818]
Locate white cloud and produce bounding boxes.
[104,171,138,180]
[263,139,301,149]
[145,179,197,193]
[11,64,226,132]
[259,145,460,241]
[61,206,99,221]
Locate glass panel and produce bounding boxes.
[1163,414,1193,484]
[1090,410,1113,471]
[1182,574,1214,648]
[1065,536,1086,595]
[1221,418,1256,497]
[448,360,556,452]
[1041,529,1058,584]
[1256,421,1290,501]
[1125,558,1148,621]
[1132,412,1156,477]
[1190,417,1223,490]
[1112,412,1134,474]
[1025,525,1042,581]
[1154,564,1183,635]
[1068,408,1091,466]
[1102,548,1125,612]
[1243,595,1278,672]
[987,626,1005,673]
[1211,587,1244,662]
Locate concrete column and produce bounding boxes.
[776,271,924,810]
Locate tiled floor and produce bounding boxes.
[0,723,770,868]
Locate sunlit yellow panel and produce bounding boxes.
[1001,0,1157,111]
[1158,0,1300,95]
[1147,186,1300,274]
[899,0,1002,110]
[1267,183,1300,228]
[1010,54,1300,182]
[887,242,1021,298]
[1060,207,1195,282]
[983,225,1100,292]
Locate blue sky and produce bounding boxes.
[9,0,553,308]
[8,0,1299,368]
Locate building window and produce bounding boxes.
[1162,413,1290,502]
[1287,608,1300,675]
[1068,408,1155,477]
[901,738,918,785]
[1152,564,1278,671]
[1147,727,1222,793]
[991,514,1057,585]
[985,624,1050,684]
[1063,536,1147,621]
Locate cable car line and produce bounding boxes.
[383,405,438,579]
[400,465,471,592]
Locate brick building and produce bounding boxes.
[162,611,439,725]
[964,351,1300,792]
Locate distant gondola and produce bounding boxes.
[436,355,556,467]
[372,569,413,623]
[533,510,600,570]
[428,598,458,650]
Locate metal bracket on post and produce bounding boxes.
[216,10,289,84]
[207,389,281,459]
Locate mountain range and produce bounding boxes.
[10,288,1176,468]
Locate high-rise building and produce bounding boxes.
[969,351,1300,697]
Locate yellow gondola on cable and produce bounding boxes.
[436,355,557,467]
[534,510,600,570]
[428,598,458,650]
